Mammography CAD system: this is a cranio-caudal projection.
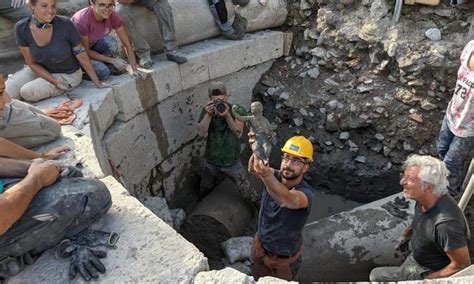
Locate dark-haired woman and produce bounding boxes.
[5,0,107,102]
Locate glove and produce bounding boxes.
[111,58,128,71]
[132,70,146,80]
[395,235,410,253]
[68,245,107,281]
[70,229,119,248]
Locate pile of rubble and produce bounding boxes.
[254,0,473,202]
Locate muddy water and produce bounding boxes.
[307,190,363,223]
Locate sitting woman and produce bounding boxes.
[71,0,140,80]
[5,0,107,103]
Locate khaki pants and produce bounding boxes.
[5,67,82,102]
[369,254,432,281]
[251,235,303,281]
[0,100,60,148]
[116,0,177,60]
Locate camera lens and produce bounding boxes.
[215,101,226,113]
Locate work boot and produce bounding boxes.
[223,13,247,40]
[138,56,152,69]
[166,50,187,64]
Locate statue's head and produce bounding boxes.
[250,101,263,115]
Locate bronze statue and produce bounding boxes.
[232,102,274,169]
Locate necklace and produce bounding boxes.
[31,15,52,29]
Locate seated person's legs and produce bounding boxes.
[208,0,247,40]
[83,35,121,80]
[0,177,111,277]
[0,0,31,22]
[5,67,38,100]
[18,69,83,102]
[116,2,152,68]
[369,254,430,281]
[118,0,186,64]
[150,0,186,63]
[208,0,234,36]
[0,100,61,148]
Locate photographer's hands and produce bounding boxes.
[205,101,215,116]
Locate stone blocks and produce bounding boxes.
[11,176,208,283]
[103,115,162,187]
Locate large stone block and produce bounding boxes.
[1,0,287,63]
[103,115,163,187]
[110,63,182,122]
[118,0,287,54]
[33,83,117,134]
[178,47,210,91]
[298,193,414,282]
[159,138,205,209]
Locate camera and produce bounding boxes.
[210,99,227,114]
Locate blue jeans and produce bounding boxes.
[437,115,474,196]
[84,35,119,81]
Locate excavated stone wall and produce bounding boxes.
[87,32,285,211]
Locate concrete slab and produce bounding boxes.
[10,176,208,283]
[298,193,415,282]
[117,0,287,54]
[450,264,474,278]
[33,83,116,134]
[103,115,163,187]
[107,31,284,122]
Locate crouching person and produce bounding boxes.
[0,158,112,281]
[71,0,141,80]
[369,155,471,281]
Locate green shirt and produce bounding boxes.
[199,103,248,166]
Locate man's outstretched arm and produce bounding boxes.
[0,160,59,235]
[425,247,471,279]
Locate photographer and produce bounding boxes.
[197,81,260,207]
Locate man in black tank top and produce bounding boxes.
[370,155,471,281]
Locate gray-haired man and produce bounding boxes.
[369,155,471,281]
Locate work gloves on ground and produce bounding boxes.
[66,244,107,281]
[55,230,119,281]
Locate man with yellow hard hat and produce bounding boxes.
[248,135,315,281]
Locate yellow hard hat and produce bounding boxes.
[281,136,313,162]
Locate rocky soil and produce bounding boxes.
[253,0,474,202]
